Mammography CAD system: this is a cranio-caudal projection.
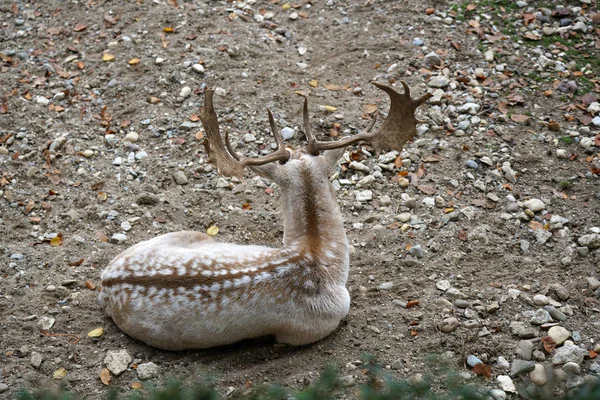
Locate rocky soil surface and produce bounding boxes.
[1,0,599,399]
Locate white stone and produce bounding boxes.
[436,280,451,291]
[82,149,94,158]
[192,64,205,74]
[104,350,131,376]
[497,375,515,392]
[37,316,55,331]
[124,131,139,143]
[136,362,159,380]
[34,95,50,105]
[548,326,571,345]
[180,86,191,98]
[587,102,600,115]
[280,127,295,140]
[110,233,128,244]
[355,190,373,202]
[530,364,547,386]
[522,198,545,213]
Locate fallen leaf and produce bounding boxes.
[466,3,476,11]
[524,32,540,40]
[73,23,87,32]
[97,192,108,201]
[324,105,337,112]
[510,114,529,123]
[131,382,143,389]
[195,131,204,141]
[148,96,161,104]
[529,221,544,230]
[468,20,480,28]
[362,104,377,114]
[53,368,67,380]
[308,79,318,88]
[102,53,115,62]
[69,258,84,266]
[163,27,174,33]
[323,84,341,91]
[406,300,420,308]
[0,103,7,114]
[24,199,35,214]
[50,235,63,247]
[206,226,219,236]
[84,280,96,290]
[128,58,141,65]
[458,230,467,241]
[417,185,436,195]
[472,363,492,379]
[95,231,109,242]
[87,327,104,338]
[422,155,442,162]
[242,203,252,211]
[189,114,200,122]
[541,336,556,353]
[100,368,111,385]
[590,350,598,359]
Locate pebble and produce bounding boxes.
[489,388,507,400]
[34,95,50,105]
[510,359,535,376]
[192,64,205,74]
[522,198,545,213]
[124,131,139,143]
[412,38,424,46]
[463,320,480,330]
[497,375,516,392]
[516,340,534,361]
[104,350,131,376]
[436,279,451,291]
[566,375,585,390]
[0,384,8,394]
[552,343,588,365]
[173,171,188,185]
[439,317,459,333]
[562,362,581,376]
[543,305,567,321]
[549,284,570,300]
[137,362,160,380]
[578,233,600,249]
[531,309,552,325]
[496,356,510,370]
[82,149,94,158]
[37,316,55,331]
[280,127,295,140]
[548,326,571,345]
[378,282,393,290]
[532,294,549,306]
[465,159,478,169]
[289,12,299,20]
[530,364,547,385]
[424,52,442,67]
[112,157,122,166]
[110,233,127,244]
[31,352,43,368]
[409,244,423,258]
[467,355,482,367]
[428,75,450,88]
[180,86,192,98]
[454,299,470,308]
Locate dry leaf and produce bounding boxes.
[541,336,556,353]
[102,53,115,62]
[24,199,35,214]
[468,20,480,28]
[362,104,377,114]
[472,363,492,379]
[195,131,204,141]
[324,105,337,112]
[148,96,161,104]
[100,368,111,385]
[510,114,529,123]
[242,203,252,211]
[73,23,87,32]
[96,231,109,242]
[406,300,420,308]
[0,103,7,114]
[524,32,540,40]
[53,368,67,380]
[85,280,96,290]
[458,230,467,241]
[206,226,219,236]
[50,235,63,247]
[128,58,141,65]
[163,27,174,33]
[323,84,341,91]
[97,192,108,201]
[131,382,142,389]
[308,79,318,88]
[529,221,544,230]
[87,327,104,338]
[498,102,509,114]
[417,185,436,195]
[189,114,200,122]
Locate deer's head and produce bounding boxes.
[199,82,431,186]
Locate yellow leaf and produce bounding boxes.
[206,226,219,236]
[50,236,63,247]
[102,53,115,62]
[323,84,341,91]
[308,79,318,88]
[163,27,174,33]
[362,104,377,114]
[53,367,67,380]
[87,327,104,338]
[97,192,108,201]
[324,105,337,112]
[282,3,291,10]
[100,368,111,385]
[128,58,141,65]
[131,382,143,389]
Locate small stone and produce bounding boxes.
[110,233,127,244]
[535,230,552,244]
[549,284,570,300]
[27,167,40,178]
[578,233,600,249]
[409,244,424,258]
[428,75,450,88]
[562,362,581,376]
[424,52,442,67]
[0,384,8,394]
[496,356,510,370]
[340,375,355,387]
[31,352,43,368]
[516,341,534,361]
[556,149,569,159]
[391,359,403,370]
[137,362,160,380]
[533,350,546,362]
[398,177,410,188]
[436,279,451,291]
[280,127,295,140]
[173,171,188,185]
[104,350,131,376]
[467,355,482,367]
[511,360,535,376]
[37,316,55,331]
[378,282,393,290]
[192,64,205,74]
[34,95,50,105]
[355,190,372,202]
[454,299,470,308]
[523,198,545,213]
[112,157,122,166]
[530,364,547,385]
[124,131,139,143]
[531,309,552,325]
[463,320,480,330]
[543,305,567,321]
[552,343,587,365]
[289,12,299,20]
[82,149,94,158]
[412,38,424,46]
[497,375,516,393]
[489,389,506,400]
[487,301,500,313]
[155,57,164,64]
[484,50,494,62]
[465,159,478,169]
[439,317,459,333]
[566,375,585,390]
[548,326,571,345]
[532,294,550,306]
[180,86,192,98]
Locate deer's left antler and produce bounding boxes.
[304,81,432,156]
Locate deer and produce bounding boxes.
[99,81,431,351]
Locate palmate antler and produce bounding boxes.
[305,81,432,156]
[199,89,291,179]
[199,81,431,178]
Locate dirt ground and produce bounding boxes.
[1,0,599,398]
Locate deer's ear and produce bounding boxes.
[322,148,346,174]
[249,164,280,183]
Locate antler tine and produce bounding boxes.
[303,97,319,155]
[199,89,291,179]
[267,108,284,151]
[304,81,431,156]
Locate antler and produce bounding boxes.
[304,81,432,156]
[199,89,291,179]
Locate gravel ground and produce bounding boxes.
[1,0,599,399]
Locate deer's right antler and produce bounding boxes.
[200,89,291,179]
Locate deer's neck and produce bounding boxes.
[279,164,348,282]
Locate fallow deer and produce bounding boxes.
[99,82,430,350]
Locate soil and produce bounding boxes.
[1,0,599,399]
